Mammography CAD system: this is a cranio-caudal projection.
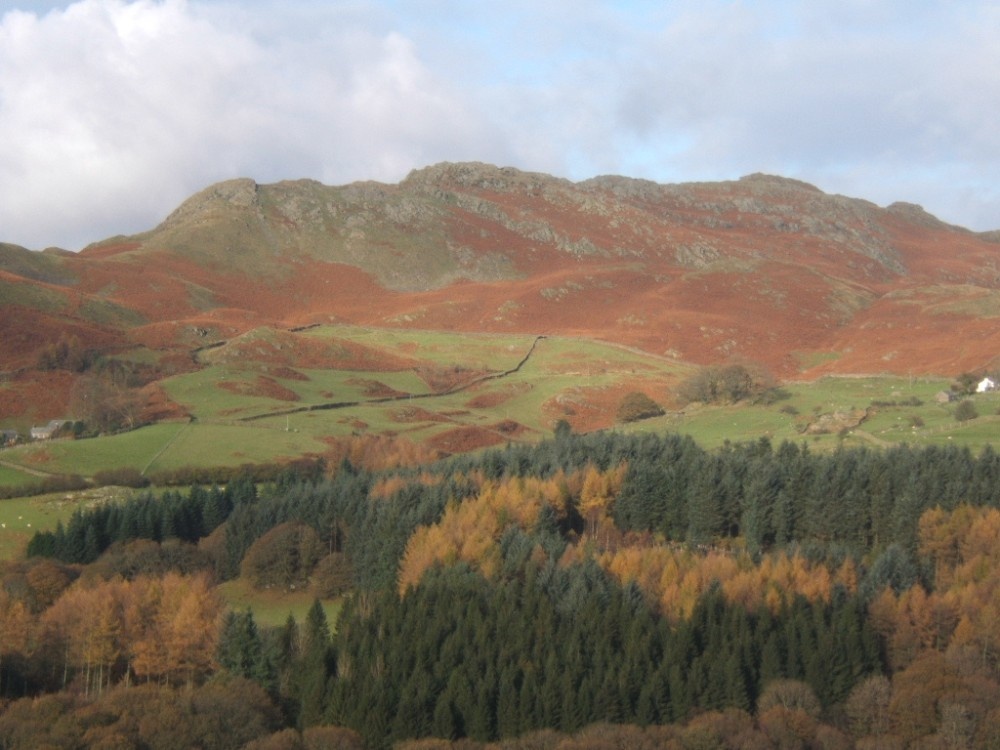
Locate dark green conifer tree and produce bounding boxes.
[431,689,462,741]
[496,664,522,739]
[218,609,276,693]
[759,630,784,691]
[297,600,333,729]
[392,671,433,742]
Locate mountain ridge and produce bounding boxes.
[3,162,1000,424]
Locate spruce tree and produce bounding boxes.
[297,600,332,728]
[218,610,275,692]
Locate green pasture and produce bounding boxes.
[662,375,1000,452]
[0,486,135,560]
[162,366,290,420]
[0,496,60,559]
[4,422,184,476]
[6,326,1000,485]
[783,375,950,414]
[290,368,430,401]
[0,462,40,488]
[0,421,329,478]
[3,423,189,477]
[664,403,801,449]
[921,413,1000,446]
[141,423,329,473]
[164,359,492,423]
[532,335,683,375]
[238,334,686,444]
[309,325,538,371]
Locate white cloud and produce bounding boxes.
[0,0,501,249]
[1,0,998,250]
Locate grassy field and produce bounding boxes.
[0,486,136,560]
[664,376,1000,451]
[0,461,41,488]
[0,421,331,478]
[2,326,999,485]
[313,325,538,370]
[5,423,190,477]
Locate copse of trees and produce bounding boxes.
[676,363,778,405]
[0,473,88,501]
[26,480,246,563]
[69,372,145,434]
[34,333,95,373]
[240,522,323,589]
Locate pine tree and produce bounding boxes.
[217,610,275,693]
[202,486,232,532]
[759,630,784,692]
[432,689,462,741]
[82,525,102,564]
[496,665,522,739]
[687,458,723,543]
[391,671,433,742]
[517,668,541,732]
[725,650,751,712]
[297,600,332,728]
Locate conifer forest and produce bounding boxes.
[4,431,1000,748]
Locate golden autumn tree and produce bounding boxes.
[39,581,124,696]
[397,473,576,592]
[598,544,855,622]
[156,573,223,686]
[39,573,222,690]
[579,462,627,537]
[125,576,170,684]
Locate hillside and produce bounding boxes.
[2,162,1000,428]
[8,167,1000,750]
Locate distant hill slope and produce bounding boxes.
[3,163,1000,400]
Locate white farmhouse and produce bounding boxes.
[976,377,996,393]
[30,419,68,440]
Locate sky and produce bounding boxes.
[1,0,998,251]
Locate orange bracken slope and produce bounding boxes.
[3,163,1000,396]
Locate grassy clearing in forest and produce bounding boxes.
[216,579,344,629]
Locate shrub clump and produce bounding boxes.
[954,399,979,422]
[617,392,665,423]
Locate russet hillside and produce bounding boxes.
[2,162,1000,426]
